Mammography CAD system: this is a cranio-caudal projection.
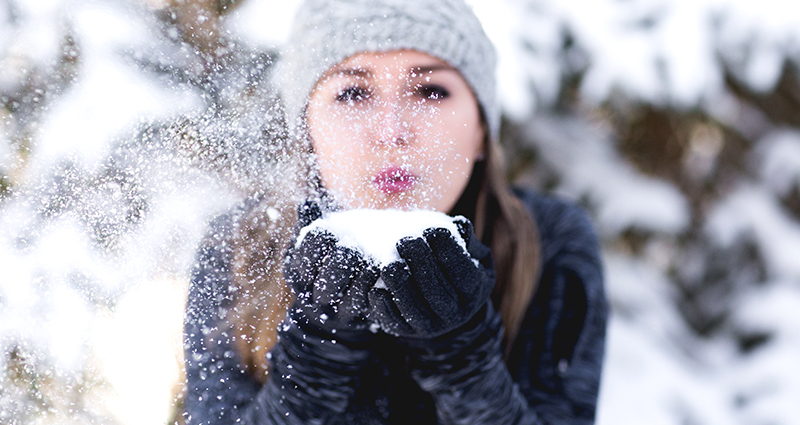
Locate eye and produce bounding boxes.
[336,86,370,103]
[417,84,450,100]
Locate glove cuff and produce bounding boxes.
[406,302,506,389]
[262,309,374,418]
[404,301,502,356]
[283,307,375,351]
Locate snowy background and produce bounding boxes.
[1,0,799,424]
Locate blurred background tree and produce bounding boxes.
[1,0,799,424]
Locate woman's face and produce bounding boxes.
[307,50,484,212]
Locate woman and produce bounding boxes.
[184,0,607,423]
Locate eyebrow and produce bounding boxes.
[327,64,457,79]
[409,65,458,75]
[329,68,372,78]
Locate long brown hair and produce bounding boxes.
[223,129,541,383]
[476,139,541,353]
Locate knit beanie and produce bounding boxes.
[279,0,499,139]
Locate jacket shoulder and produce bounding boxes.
[186,196,259,325]
[512,187,601,268]
[509,187,607,422]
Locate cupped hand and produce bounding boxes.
[368,217,495,339]
[283,201,380,339]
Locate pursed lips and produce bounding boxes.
[372,166,417,194]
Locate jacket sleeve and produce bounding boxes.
[407,190,607,425]
[510,190,608,424]
[184,214,373,425]
[184,215,262,424]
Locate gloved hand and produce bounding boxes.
[367,218,530,425]
[254,200,379,423]
[368,216,495,340]
[283,200,380,341]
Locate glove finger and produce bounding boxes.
[315,245,360,308]
[368,286,414,336]
[453,216,491,263]
[296,228,337,267]
[453,216,474,243]
[296,199,323,229]
[424,227,481,300]
[381,260,438,331]
[396,236,459,321]
[341,258,379,318]
[287,228,338,294]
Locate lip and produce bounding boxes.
[373,166,417,194]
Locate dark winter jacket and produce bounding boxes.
[184,188,608,424]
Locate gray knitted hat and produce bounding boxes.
[279,0,499,139]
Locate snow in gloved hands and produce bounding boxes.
[296,209,469,269]
[295,209,493,337]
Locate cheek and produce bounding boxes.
[417,128,482,211]
[314,137,361,187]
[309,107,358,180]
[427,113,482,171]
[436,110,484,207]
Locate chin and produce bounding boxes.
[363,193,424,211]
[339,187,449,212]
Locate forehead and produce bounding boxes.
[326,50,455,78]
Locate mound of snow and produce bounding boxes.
[298,209,466,267]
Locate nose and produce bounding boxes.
[373,94,412,146]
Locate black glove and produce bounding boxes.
[248,201,379,423]
[283,200,380,341]
[368,216,495,340]
[366,217,537,424]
